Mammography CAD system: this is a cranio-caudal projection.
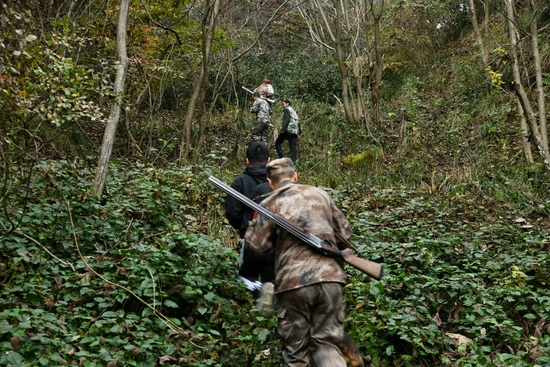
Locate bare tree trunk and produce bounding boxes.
[505,0,550,171]
[467,0,488,65]
[301,0,368,124]
[334,0,355,122]
[340,1,366,123]
[93,0,130,196]
[192,58,226,163]
[179,0,221,165]
[179,69,205,164]
[484,0,490,31]
[368,0,384,126]
[529,0,548,149]
[516,98,533,163]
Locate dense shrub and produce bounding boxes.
[1,160,548,366]
[0,160,280,366]
[341,187,550,366]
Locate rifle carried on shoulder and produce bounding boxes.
[242,86,276,104]
[208,176,384,280]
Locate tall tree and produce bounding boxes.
[299,0,369,125]
[367,0,384,126]
[504,0,550,171]
[467,0,488,65]
[94,0,130,195]
[529,0,548,149]
[179,0,221,165]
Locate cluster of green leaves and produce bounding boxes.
[1,3,114,162]
[0,160,281,366]
[4,15,110,125]
[338,187,550,367]
[1,157,549,367]
[23,31,108,128]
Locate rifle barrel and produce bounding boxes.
[209,176,383,279]
[208,176,322,250]
[242,86,254,94]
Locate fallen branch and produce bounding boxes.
[15,231,76,271]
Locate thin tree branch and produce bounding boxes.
[232,0,296,63]
[15,231,76,271]
[140,0,183,45]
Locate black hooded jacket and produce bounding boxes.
[225,165,267,237]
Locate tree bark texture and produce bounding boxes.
[505,0,550,171]
[94,0,130,196]
[516,98,533,164]
[467,0,488,65]
[368,0,384,126]
[179,0,221,165]
[529,0,548,149]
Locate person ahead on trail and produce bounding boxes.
[254,78,275,100]
[245,158,363,367]
[275,99,301,163]
[224,141,274,299]
[250,92,272,143]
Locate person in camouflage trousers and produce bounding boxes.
[250,91,271,143]
[245,158,361,367]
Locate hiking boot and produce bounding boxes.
[256,282,274,316]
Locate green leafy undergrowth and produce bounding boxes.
[0,160,280,366]
[342,187,550,367]
[2,159,549,367]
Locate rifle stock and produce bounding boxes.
[209,176,384,280]
[318,241,383,280]
[340,249,384,280]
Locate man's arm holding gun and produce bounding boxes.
[209,176,384,280]
[242,86,276,103]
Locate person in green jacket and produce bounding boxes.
[275,99,301,163]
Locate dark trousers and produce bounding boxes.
[239,247,275,299]
[275,132,298,163]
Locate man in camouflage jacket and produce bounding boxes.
[250,92,272,143]
[245,158,354,367]
[275,99,301,163]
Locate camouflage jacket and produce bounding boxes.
[245,183,352,293]
[250,98,271,122]
[281,106,300,135]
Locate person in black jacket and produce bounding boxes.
[225,141,275,298]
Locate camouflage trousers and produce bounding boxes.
[251,119,270,143]
[276,282,348,367]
